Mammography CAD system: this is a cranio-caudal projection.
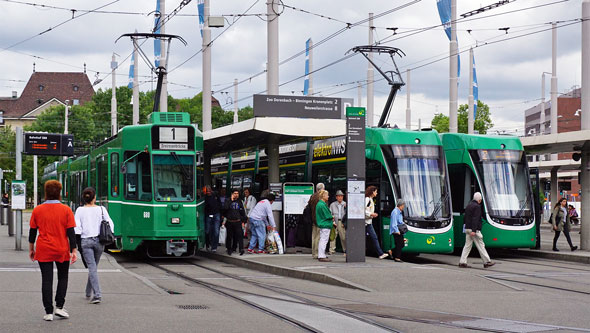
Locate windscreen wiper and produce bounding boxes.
[514,198,530,218]
[426,192,448,220]
[170,152,192,181]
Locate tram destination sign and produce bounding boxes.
[24,133,74,156]
[253,94,342,119]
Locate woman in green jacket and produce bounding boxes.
[551,197,578,252]
[315,190,334,262]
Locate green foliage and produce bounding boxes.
[431,100,494,134]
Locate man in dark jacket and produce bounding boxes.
[204,186,222,252]
[223,189,247,255]
[459,192,495,268]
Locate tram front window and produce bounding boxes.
[470,149,532,222]
[153,154,195,202]
[383,145,450,227]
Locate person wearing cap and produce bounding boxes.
[388,199,407,262]
[329,190,347,254]
[459,192,495,268]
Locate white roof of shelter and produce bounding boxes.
[203,117,346,152]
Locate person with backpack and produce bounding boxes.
[551,198,578,252]
[74,187,114,304]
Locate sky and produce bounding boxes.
[0,0,586,133]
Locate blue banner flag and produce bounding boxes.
[437,0,460,77]
[473,56,478,117]
[128,52,134,89]
[154,0,161,68]
[198,0,205,37]
[303,38,311,96]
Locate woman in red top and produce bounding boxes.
[28,180,78,321]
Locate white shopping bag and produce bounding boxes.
[218,225,227,245]
[273,231,284,254]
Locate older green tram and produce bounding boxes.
[46,112,204,257]
[442,133,536,249]
[211,128,454,254]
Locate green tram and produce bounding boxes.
[211,128,454,254]
[442,133,536,249]
[44,112,204,257]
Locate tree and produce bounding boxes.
[430,100,493,134]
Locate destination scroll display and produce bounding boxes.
[151,126,194,151]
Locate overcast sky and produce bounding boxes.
[0,0,585,133]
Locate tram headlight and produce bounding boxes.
[171,217,180,224]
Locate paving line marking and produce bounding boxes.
[0,268,121,273]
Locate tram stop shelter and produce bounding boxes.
[202,115,346,241]
[521,129,590,250]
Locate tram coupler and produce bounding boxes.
[166,239,187,257]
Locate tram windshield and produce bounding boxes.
[470,149,532,218]
[153,154,195,202]
[383,145,450,220]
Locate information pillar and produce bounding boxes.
[346,107,366,263]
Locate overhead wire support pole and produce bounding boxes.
[349,45,405,128]
[159,0,168,113]
[551,22,558,160]
[367,13,374,127]
[468,48,474,134]
[203,0,212,131]
[449,0,458,133]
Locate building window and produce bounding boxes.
[0,111,4,125]
[73,99,80,105]
[38,85,44,91]
[73,85,79,92]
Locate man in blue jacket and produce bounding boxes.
[459,192,495,268]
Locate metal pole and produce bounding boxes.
[202,0,212,131]
[541,73,546,135]
[418,118,422,130]
[233,79,238,123]
[468,48,474,134]
[15,127,22,251]
[551,22,558,160]
[64,102,69,135]
[33,155,37,207]
[267,0,279,95]
[357,82,362,107]
[132,36,140,125]
[405,70,411,129]
[308,39,313,95]
[160,0,168,113]
[111,53,118,136]
[580,0,590,250]
[449,0,458,133]
[367,13,374,127]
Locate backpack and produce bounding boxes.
[98,207,115,245]
[302,204,312,226]
[546,212,553,224]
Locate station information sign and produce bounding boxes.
[24,133,74,156]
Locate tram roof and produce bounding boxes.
[520,130,590,154]
[203,117,346,152]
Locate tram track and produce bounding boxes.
[408,254,590,296]
[144,258,585,333]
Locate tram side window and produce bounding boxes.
[196,152,203,200]
[90,159,96,189]
[111,153,119,197]
[124,151,152,201]
[97,157,108,199]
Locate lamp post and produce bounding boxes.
[64,99,70,135]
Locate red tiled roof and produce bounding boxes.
[0,72,94,118]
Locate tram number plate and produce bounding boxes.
[159,127,188,150]
[159,127,188,142]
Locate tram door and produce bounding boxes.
[529,167,541,249]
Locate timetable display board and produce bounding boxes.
[151,126,194,151]
[24,133,74,156]
[11,180,26,210]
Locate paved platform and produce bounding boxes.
[203,223,590,290]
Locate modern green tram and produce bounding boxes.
[441,133,536,249]
[211,128,454,254]
[44,112,204,257]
